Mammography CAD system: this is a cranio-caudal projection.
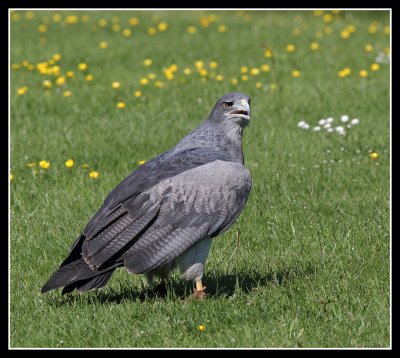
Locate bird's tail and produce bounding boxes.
[41,258,117,295]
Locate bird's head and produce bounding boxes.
[210,92,251,128]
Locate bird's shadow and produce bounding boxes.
[45,262,316,306]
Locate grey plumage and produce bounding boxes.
[42,92,252,295]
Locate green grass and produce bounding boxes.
[10,10,390,348]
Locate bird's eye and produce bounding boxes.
[223,101,234,108]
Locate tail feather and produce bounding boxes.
[41,258,118,294]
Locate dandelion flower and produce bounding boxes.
[42,80,52,89]
[158,22,168,31]
[38,24,47,33]
[98,19,107,27]
[137,160,146,165]
[129,17,139,26]
[371,63,380,71]
[209,61,218,69]
[89,171,99,179]
[78,63,88,71]
[286,44,296,52]
[215,75,224,81]
[264,48,273,58]
[52,14,62,22]
[323,14,333,22]
[99,41,108,49]
[154,81,164,88]
[85,74,94,81]
[217,25,227,32]
[291,70,301,78]
[17,86,28,95]
[112,82,121,89]
[134,90,142,97]
[56,76,66,86]
[66,71,74,78]
[359,70,368,78]
[341,30,350,39]
[112,24,121,32]
[53,53,61,61]
[27,162,36,168]
[370,152,378,160]
[39,160,50,169]
[116,102,126,109]
[364,44,374,52]
[383,26,390,35]
[368,25,377,34]
[147,27,157,35]
[255,82,263,89]
[240,66,248,74]
[140,78,149,85]
[122,28,132,37]
[310,42,319,50]
[250,68,260,75]
[65,159,74,168]
[187,26,197,34]
[143,58,152,66]
[183,68,192,75]
[241,75,248,81]
[231,78,238,85]
[198,325,206,332]
[63,90,72,97]
[10,173,14,181]
[261,64,270,72]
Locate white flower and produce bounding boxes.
[313,126,321,131]
[340,115,349,123]
[297,120,306,128]
[318,119,326,126]
[326,117,334,123]
[327,128,334,133]
[347,124,352,129]
[335,126,345,133]
[323,123,331,129]
[351,118,359,125]
[302,123,310,130]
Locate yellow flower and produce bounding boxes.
[183,68,192,75]
[347,25,356,33]
[343,67,351,76]
[383,26,390,35]
[82,163,90,169]
[38,24,47,33]
[148,73,156,80]
[10,173,14,181]
[65,15,78,24]
[241,75,248,81]
[370,63,380,71]
[341,30,350,39]
[122,28,132,37]
[198,325,206,332]
[264,48,273,58]
[323,14,333,22]
[116,102,126,109]
[261,64,270,72]
[78,63,88,71]
[291,70,301,78]
[134,90,142,97]
[270,83,278,90]
[112,24,120,32]
[169,64,178,72]
[89,171,99,179]
[158,22,168,31]
[231,78,238,85]
[255,82,263,89]
[137,160,146,165]
[143,58,153,66]
[140,78,149,85]
[216,75,224,81]
[17,86,28,95]
[43,80,52,89]
[27,162,36,168]
[52,14,62,22]
[53,53,61,61]
[63,90,72,97]
[364,44,374,52]
[250,68,260,75]
[240,66,248,74]
[370,152,378,160]
[217,25,227,32]
[209,61,218,69]
[187,26,197,34]
[338,70,347,78]
[368,25,377,34]
[164,70,174,80]
[323,27,333,34]
[112,15,119,23]
[11,63,21,70]
[129,17,139,26]
[199,69,208,77]
[39,160,50,169]
[147,27,157,35]
[66,71,74,78]
[51,66,60,76]
[99,41,108,49]
[25,11,34,19]
[359,70,368,78]
[65,159,74,168]
[56,76,66,86]
[81,15,90,23]
[98,19,107,27]
[154,81,164,88]
[112,81,121,89]
[286,44,296,52]
[195,61,204,69]
[384,47,390,55]
[310,42,319,50]
[85,74,94,81]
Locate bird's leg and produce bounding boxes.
[193,280,206,300]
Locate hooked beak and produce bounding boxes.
[228,99,251,122]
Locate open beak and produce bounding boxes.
[229,99,251,120]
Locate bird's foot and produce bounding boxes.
[193,286,206,300]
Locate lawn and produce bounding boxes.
[9,9,390,348]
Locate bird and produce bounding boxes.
[41,92,252,300]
